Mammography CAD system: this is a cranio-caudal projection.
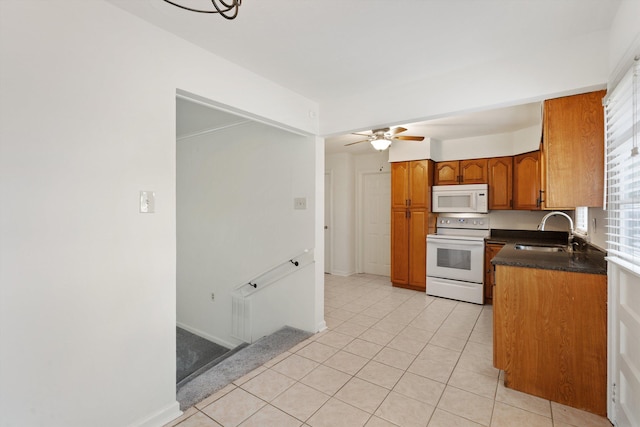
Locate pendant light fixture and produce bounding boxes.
[162,0,241,20]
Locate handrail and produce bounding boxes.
[232,249,314,297]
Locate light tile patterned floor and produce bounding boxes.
[165,274,613,427]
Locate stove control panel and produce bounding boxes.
[436,213,489,230]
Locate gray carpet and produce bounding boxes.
[176,327,231,385]
[177,326,313,410]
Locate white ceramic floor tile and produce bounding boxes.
[307,397,370,427]
[437,386,494,426]
[491,402,552,427]
[342,338,384,359]
[356,360,404,390]
[201,388,266,427]
[179,275,611,427]
[238,405,302,427]
[271,382,330,422]
[173,411,222,427]
[240,369,296,402]
[301,364,352,395]
[375,391,435,427]
[494,382,551,418]
[393,371,445,406]
[271,353,320,380]
[372,347,416,370]
[550,402,612,427]
[427,408,483,426]
[334,376,390,413]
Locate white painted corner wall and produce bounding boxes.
[177,120,316,347]
[0,2,321,427]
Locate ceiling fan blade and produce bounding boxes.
[352,132,372,137]
[344,139,370,146]
[389,127,408,135]
[393,135,425,141]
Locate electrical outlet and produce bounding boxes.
[294,197,307,210]
[211,292,215,301]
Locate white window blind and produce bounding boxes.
[605,57,640,271]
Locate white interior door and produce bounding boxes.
[362,172,390,276]
[324,172,332,274]
[608,263,640,426]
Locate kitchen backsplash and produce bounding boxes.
[487,208,606,251]
[488,210,572,231]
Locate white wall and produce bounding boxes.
[0,2,320,427]
[388,138,436,162]
[607,0,640,84]
[588,207,607,251]
[177,121,316,347]
[389,125,541,163]
[434,125,542,161]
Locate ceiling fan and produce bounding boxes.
[345,127,425,151]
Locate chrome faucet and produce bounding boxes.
[537,211,575,249]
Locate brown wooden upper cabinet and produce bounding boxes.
[391,160,431,210]
[488,156,513,210]
[513,150,542,210]
[391,161,409,209]
[542,90,606,208]
[434,159,488,185]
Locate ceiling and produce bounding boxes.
[325,102,543,154]
[108,0,619,153]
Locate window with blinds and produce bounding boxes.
[574,206,588,236]
[605,57,640,272]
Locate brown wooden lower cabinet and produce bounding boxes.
[483,243,504,304]
[391,210,436,291]
[493,265,607,415]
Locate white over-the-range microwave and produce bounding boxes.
[432,184,489,213]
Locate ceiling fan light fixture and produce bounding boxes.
[370,138,392,151]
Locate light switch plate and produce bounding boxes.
[294,197,306,210]
[140,191,155,213]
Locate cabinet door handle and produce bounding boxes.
[536,190,545,207]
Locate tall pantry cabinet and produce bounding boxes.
[390,160,435,291]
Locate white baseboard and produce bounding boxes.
[128,401,181,427]
[330,269,356,277]
[316,319,327,333]
[176,322,239,349]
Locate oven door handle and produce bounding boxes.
[427,240,485,249]
[427,236,485,246]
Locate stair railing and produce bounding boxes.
[232,249,313,297]
[231,249,314,342]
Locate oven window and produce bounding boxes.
[436,248,471,270]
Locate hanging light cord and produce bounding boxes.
[162,0,241,20]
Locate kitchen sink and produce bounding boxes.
[514,243,566,252]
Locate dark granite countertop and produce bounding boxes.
[488,229,607,275]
